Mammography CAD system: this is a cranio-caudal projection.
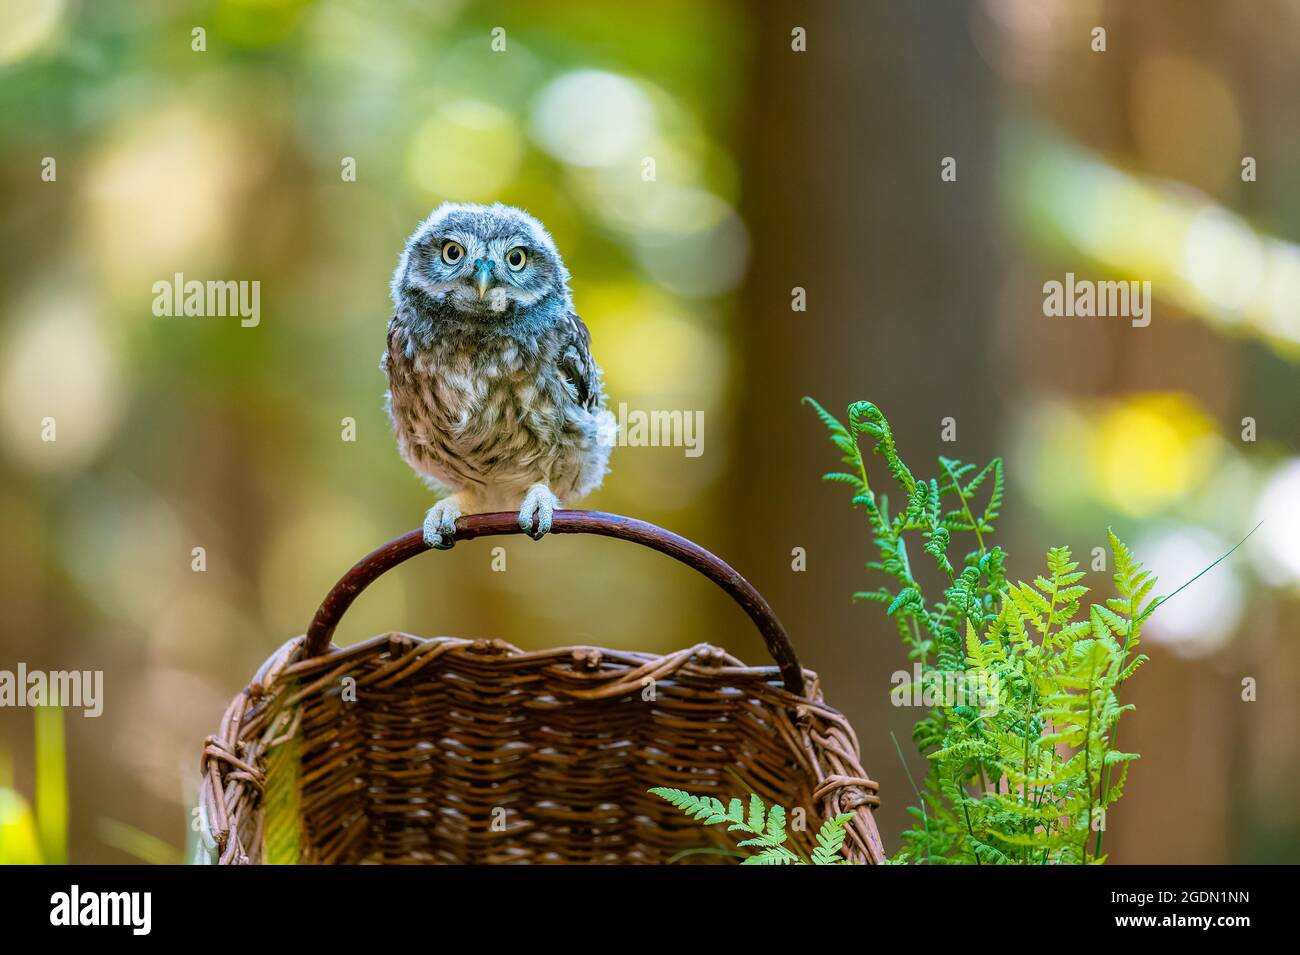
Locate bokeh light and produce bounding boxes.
[1130,54,1241,192]
[1015,129,1300,356]
[0,294,122,474]
[0,0,63,66]
[1182,206,1265,317]
[405,100,524,201]
[531,70,655,168]
[85,104,255,298]
[1250,459,1300,589]
[1137,525,1245,656]
[1089,394,1220,517]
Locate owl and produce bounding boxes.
[382,202,615,549]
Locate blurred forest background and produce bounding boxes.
[1,0,1297,863]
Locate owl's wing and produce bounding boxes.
[558,311,602,412]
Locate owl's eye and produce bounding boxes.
[441,241,465,265]
[505,247,527,271]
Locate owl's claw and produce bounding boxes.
[518,483,558,540]
[422,497,462,550]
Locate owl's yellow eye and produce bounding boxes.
[441,241,465,265]
[505,247,527,271]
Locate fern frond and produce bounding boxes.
[649,789,845,865]
[979,459,1004,529]
[742,846,799,866]
[802,396,851,441]
[822,471,867,491]
[648,787,729,825]
[808,399,1171,866]
[811,813,856,865]
[970,837,1014,864]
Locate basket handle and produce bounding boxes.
[304,510,805,695]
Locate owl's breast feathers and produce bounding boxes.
[382,311,613,503]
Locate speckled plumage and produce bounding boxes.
[382,203,615,546]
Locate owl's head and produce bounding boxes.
[392,202,570,317]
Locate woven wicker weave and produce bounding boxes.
[200,512,884,864]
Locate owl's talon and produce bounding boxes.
[422,498,462,550]
[518,483,558,540]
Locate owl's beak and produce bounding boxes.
[472,259,494,301]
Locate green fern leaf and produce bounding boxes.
[811,813,856,865]
[742,846,799,866]
[766,802,787,842]
[648,787,728,825]
[746,793,765,833]
[803,396,850,440]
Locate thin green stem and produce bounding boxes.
[1081,654,1100,864]
[942,459,987,554]
[1094,521,1261,860]
[891,729,931,865]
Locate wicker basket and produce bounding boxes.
[200,511,884,864]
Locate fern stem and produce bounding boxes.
[1081,652,1100,864]
[1021,577,1061,860]
[942,458,986,554]
[1136,519,1262,626]
[890,729,931,865]
[960,796,980,865]
[1092,593,1136,862]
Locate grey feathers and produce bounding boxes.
[383,202,615,516]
